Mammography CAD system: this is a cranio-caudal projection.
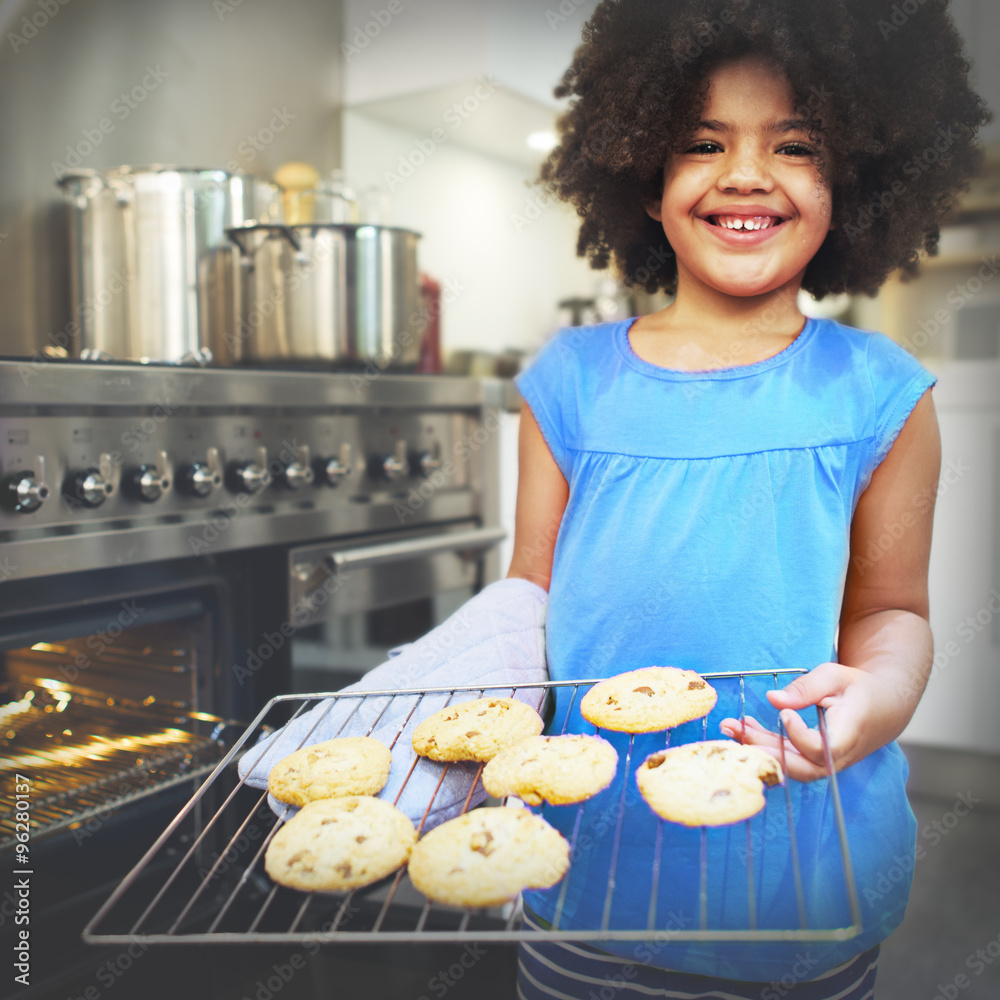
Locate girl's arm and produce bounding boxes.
[506,404,569,591]
[721,389,942,781]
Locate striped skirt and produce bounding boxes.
[516,916,879,1000]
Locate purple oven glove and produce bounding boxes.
[237,577,548,831]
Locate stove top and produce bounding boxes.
[0,360,509,581]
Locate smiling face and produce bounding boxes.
[648,54,834,301]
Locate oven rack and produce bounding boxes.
[84,672,863,946]
[0,690,240,850]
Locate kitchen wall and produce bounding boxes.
[0,0,342,356]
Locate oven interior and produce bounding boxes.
[0,604,228,854]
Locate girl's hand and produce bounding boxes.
[718,661,898,783]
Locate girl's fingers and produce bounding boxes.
[719,714,832,782]
[718,715,769,738]
[766,662,847,711]
[777,709,827,768]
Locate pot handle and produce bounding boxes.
[226,223,302,259]
[55,168,106,209]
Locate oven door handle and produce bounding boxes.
[325,525,507,570]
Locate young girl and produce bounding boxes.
[508,0,990,996]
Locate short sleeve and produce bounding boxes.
[514,331,574,480]
[865,331,937,475]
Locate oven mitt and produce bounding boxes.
[237,577,548,831]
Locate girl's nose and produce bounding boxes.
[717,154,774,194]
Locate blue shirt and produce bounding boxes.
[514,316,937,981]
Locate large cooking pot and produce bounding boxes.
[56,166,282,365]
[226,222,422,369]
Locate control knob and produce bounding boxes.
[282,445,315,490]
[370,440,409,483]
[179,447,223,498]
[126,450,172,503]
[228,445,272,494]
[316,443,352,487]
[64,453,116,509]
[2,456,50,514]
[416,441,443,478]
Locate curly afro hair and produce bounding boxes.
[540,0,991,298]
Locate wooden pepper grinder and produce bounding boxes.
[274,162,321,224]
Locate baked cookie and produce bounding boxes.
[267,736,391,806]
[408,807,569,907]
[580,666,718,733]
[411,698,544,762]
[635,740,783,826]
[264,796,416,891]
[482,734,619,806]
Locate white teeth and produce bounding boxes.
[713,216,779,231]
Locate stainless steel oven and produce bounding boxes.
[0,358,510,999]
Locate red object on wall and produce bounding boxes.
[417,272,442,374]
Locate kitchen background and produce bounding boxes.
[0,0,998,997]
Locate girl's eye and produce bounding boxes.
[686,141,722,154]
[778,143,816,157]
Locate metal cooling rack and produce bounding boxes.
[83,670,862,946]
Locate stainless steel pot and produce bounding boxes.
[56,166,282,365]
[226,223,422,368]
